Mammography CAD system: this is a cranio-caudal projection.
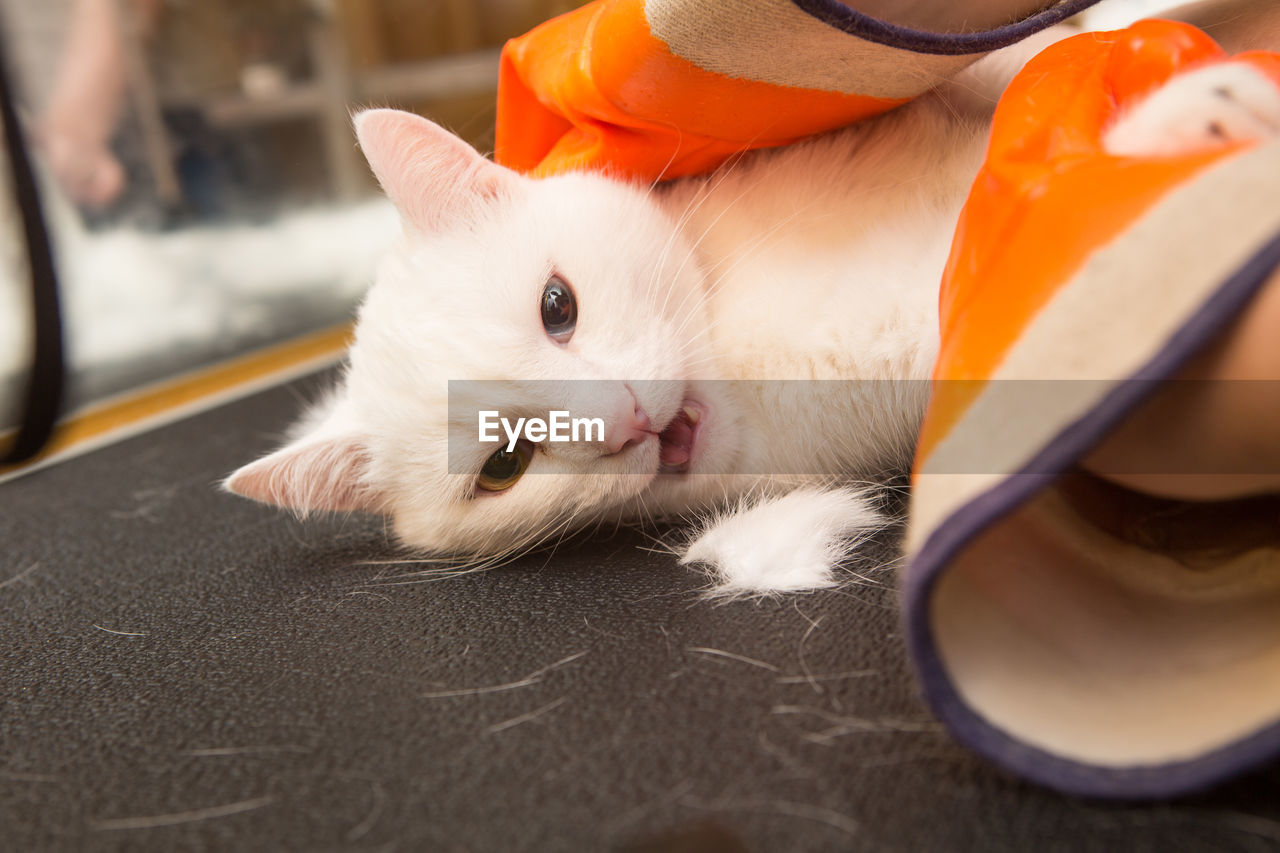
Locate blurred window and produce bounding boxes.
[0,0,585,433]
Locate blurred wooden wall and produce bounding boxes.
[334,0,587,152]
[337,0,585,64]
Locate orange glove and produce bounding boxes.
[917,19,1280,469]
[497,0,927,181]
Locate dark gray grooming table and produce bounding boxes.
[3,369,1280,852]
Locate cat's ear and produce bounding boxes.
[224,432,381,515]
[354,108,517,232]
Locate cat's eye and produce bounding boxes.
[477,443,531,493]
[541,275,577,342]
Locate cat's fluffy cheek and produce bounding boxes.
[381,469,652,557]
[388,509,451,554]
[386,494,505,556]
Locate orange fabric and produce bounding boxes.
[915,21,1280,468]
[495,0,906,181]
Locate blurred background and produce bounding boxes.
[0,0,584,431]
[0,0,1176,437]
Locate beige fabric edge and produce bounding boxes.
[908,139,1280,552]
[909,139,1280,766]
[643,0,982,99]
[936,491,1280,766]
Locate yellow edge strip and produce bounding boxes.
[0,322,354,484]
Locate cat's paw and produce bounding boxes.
[1104,62,1280,157]
[679,487,883,595]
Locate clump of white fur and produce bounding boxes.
[681,487,884,596]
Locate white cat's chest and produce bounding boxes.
[657,97,989,476]
[664,99,986,381]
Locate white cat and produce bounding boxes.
[225,37,1280,594]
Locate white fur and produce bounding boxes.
[229,97,984,588]
[227,36,1280,594]
[1104,62,1280,157]
[681,487,882,594]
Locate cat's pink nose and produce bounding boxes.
[602,395,653,456]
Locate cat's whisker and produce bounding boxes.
[630,483,664,531]
[361,520,588,582]
[649,126,688,186]
[356,555,460,568]
[625,517,684,558]
[539,506,591,561]
[644,168,724,303]
[660,183,826,353]
[644,144,758,314]
[692,197,829,308]
[644,180,718,312]
[657,168,774,324]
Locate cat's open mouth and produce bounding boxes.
[658,399,704,475]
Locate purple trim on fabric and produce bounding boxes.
[905,227,1280,799]
[789,0,1102,56]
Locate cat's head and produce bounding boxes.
[225,109,730,556]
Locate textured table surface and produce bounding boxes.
[3,370,1279,852]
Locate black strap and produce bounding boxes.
[791,0,1102,55]
[0,15,65,466]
